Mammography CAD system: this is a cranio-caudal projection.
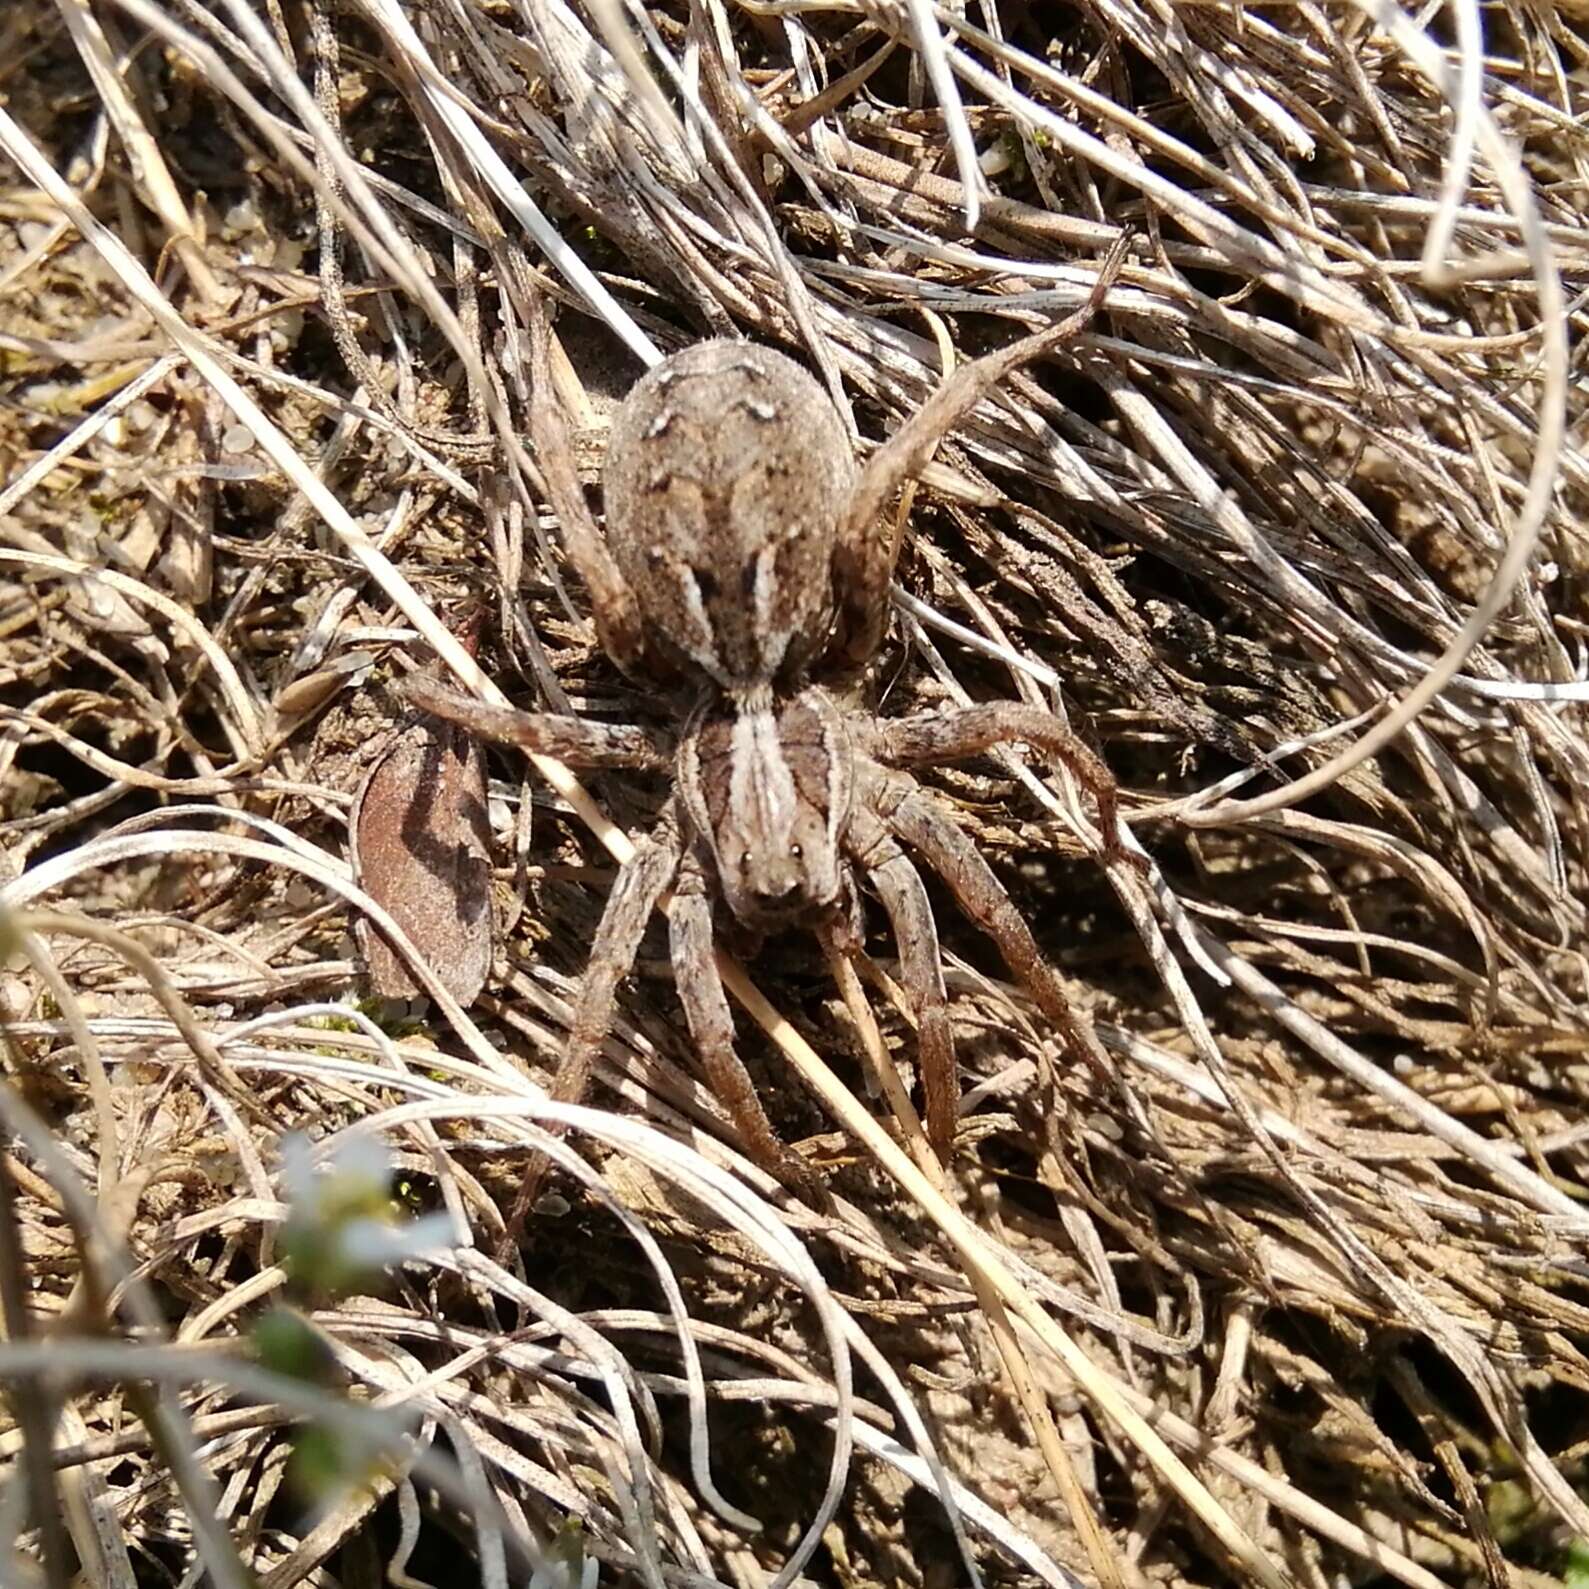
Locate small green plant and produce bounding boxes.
[531,1519,597,1589]
[253,1132,455,1506]
[1565,1538,1589,1589]
[276,1131,453,1299]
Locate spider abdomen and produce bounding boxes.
[603,339,856,691]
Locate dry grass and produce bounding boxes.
[2,0,1588,1584]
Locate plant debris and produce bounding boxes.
[350,708,495,1006]
[1,0,1587,1584]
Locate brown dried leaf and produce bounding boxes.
[350,713,495,1004]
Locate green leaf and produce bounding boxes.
[1564,1537,1589,1589]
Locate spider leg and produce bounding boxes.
[670,848,825,1200]
[503,806,683,1243]
[862,762,1114,1080]
[828,237,1129,672]
[396,673,671,769]
[871,700,1125,858]
[527,292,660,680]
[844,806,958,1159]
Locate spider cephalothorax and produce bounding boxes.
[393,270,1127,1210]
[678,687,853,930]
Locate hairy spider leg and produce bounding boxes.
[828,235,1131,673]
[397,675,671,769]
[527,290,667,681]
[872,700,1124,857]
[504,813,684,1246]
[670,847,825,1199]
[844,805,958,1158]
[863,763,1114,1082]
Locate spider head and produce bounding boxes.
[679,688,853,929]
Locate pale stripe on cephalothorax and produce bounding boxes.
[728,692,798,855]
[818,692,848,864]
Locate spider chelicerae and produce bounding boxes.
[400,270,1129,1204]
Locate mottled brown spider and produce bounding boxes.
[402,269,1127,1201]
[405,672,1121,1195]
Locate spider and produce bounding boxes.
[398,272,1128,1202]
[404,669,1123,1190]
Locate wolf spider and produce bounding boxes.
[401,274,1126,1203]
[405,672,1122,1193]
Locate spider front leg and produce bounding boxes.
[502,807,684,1244]
[527,292,665,682]
[869,700,1126,858]
[844,806,959,1159]
[860,762,1114,1082]
[670,848,826,1201]
[397,675,672,769]
[827,237,1130,672]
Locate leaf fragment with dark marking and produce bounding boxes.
[350,713,495,1005]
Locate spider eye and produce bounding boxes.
[739,850,751,872]
[790,843,804,859]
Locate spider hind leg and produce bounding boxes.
[862,762,1114,1084]
[827,237,1129,673]
[844,806,959,1159]
[671,849,826,1201]
[503,810,683,1244]
[527,290,668,682]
